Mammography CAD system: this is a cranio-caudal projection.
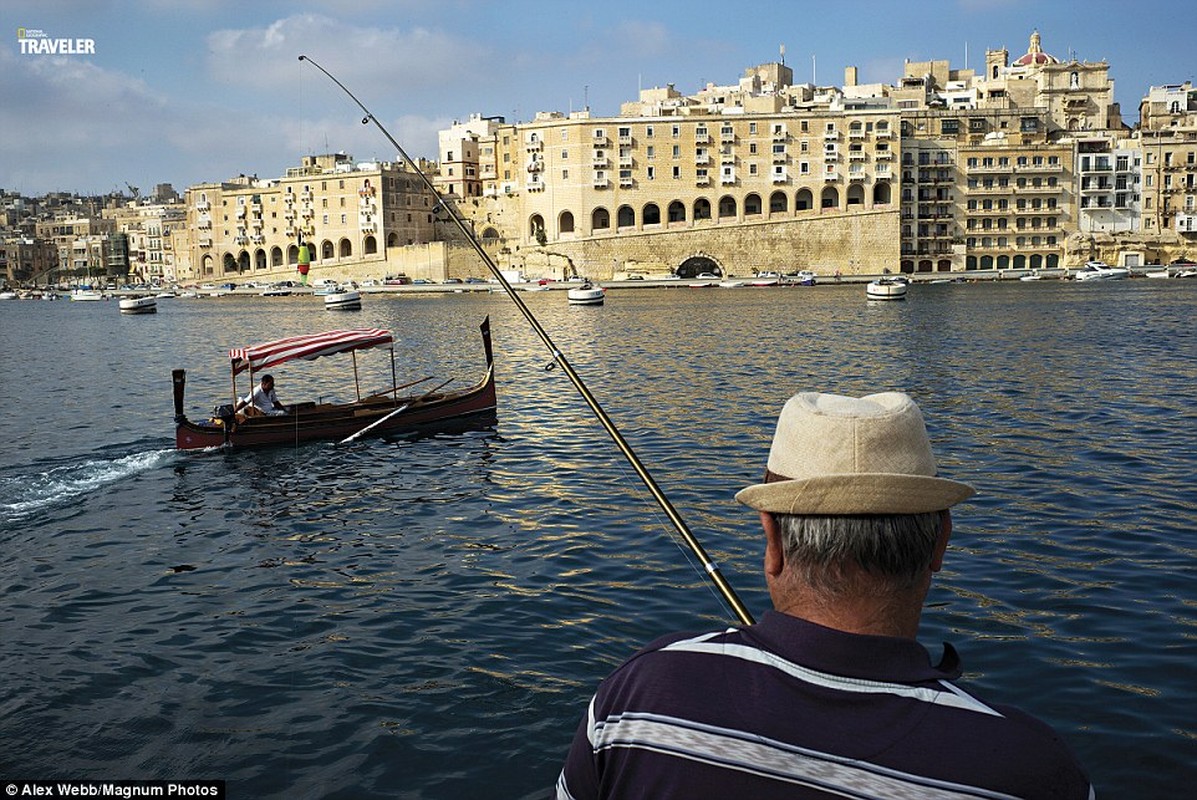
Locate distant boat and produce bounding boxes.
[324,289,362,311]
[567,281,605,305]
[118,296,157,314]
[748,271,781,287]
[865,276,908,300]
[718,279,745,289]
[1074,261,1129,281]
[0,290,17,300]
[1020,270,1043,281]
[71,288,105,301]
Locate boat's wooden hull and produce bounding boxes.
[175,319,496,450]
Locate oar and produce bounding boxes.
[302,55,754,626]
[365,375,434,399]
[338,378,454,444]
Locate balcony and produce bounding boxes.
[849,128,866,140]
[695,153,711,165]
[199,238,213,248]
[824,172,840,182]
[721,172,736,185]
[526,138,543,151]
[772,171,788,183]
[619,176,634,188]
[695,174,711,185]
[720,128,736,142]
[848,171,867,182]
[592,177,609,189]
[195,201,210,211]
[849,151,867,162]
[772,152,788,163]
[360,223,376,234]
[592,132,608,146]
[772,127,787,141]
[694,132,711,144]
[875,128,893,139]
[824,129,839,140]
[875,150,893,160]
[618,133,633,145]
[592,156,608,167]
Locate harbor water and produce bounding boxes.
[1,280,1194,797]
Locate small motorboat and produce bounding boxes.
[71,288,105,301]
[1020,270,1043,281]
[748,271,781,287]
[1074,261,1129,281]
[866,277,908,301]
[718,279,745,289]
[567,282,605,305]
[119,295,157,314]
[324,289,362,310]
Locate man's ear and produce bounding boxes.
[931,510,953,572]
[762,511,785,578]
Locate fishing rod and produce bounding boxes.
[298,55,754,626]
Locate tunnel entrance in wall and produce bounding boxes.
[676,256,723,279]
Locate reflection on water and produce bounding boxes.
[0,281,1195,796]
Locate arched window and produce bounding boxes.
[529,214,546,239]
[718,195,737,218]
[287,245,299,265]
[667,201,686,222]
[559,211,575,234]
[339,238,352,258]
[744,193,762,216]
[642,203,661,225]
[846,184,866,206]
[694,198,712,220]
[387,232,400,248]
[592,208,610,230]
[363,236,377,255]
[821,187,838,209]
[321,240,334,260]
[796,188,813,210]
[255,248,267,270]
[769,191,788,213]
[617,205,635,227]
[873,182,891,205]
[980,255,994,270]
[271,246,284,267]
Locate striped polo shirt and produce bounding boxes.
[556,611,1092,799]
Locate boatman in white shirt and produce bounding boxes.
[236,374,287,416]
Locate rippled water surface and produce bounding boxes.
[1,281,1195,797]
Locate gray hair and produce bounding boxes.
[774,512,943,594]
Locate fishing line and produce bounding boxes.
[298,55,754,626]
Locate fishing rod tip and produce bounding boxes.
[298,54,307,61]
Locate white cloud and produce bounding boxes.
[205,13,489,104]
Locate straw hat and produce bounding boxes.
[735,392,975,515]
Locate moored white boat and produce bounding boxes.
[1074,261,1129,281]
[748,271,781,287]
[118,295,157,314]
[0,290,17,300]
[718,279,745,289]
[71,288,105,301]
[567,282,605,305]
[324,289,362,310]
[865,277,908,300]
[1020,270,1043,281]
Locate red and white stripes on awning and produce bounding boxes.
[229,328,394,375]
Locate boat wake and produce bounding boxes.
[0,448,177,522]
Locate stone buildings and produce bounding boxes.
[433,31,1197,280]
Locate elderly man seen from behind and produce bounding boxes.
[555,391,1092,800]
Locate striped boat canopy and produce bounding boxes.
[229,328,394,375]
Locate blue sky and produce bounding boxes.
[1,0,1193,197]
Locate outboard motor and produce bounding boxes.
[213,403,236,426]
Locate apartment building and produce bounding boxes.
[179,153,438,282]
[1138,82,1197,241]
[440,30,1174,278]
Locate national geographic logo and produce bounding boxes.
[17,26,96,55]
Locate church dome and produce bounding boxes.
[1013,30,1060,66]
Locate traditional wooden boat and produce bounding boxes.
[173,318,496,450]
